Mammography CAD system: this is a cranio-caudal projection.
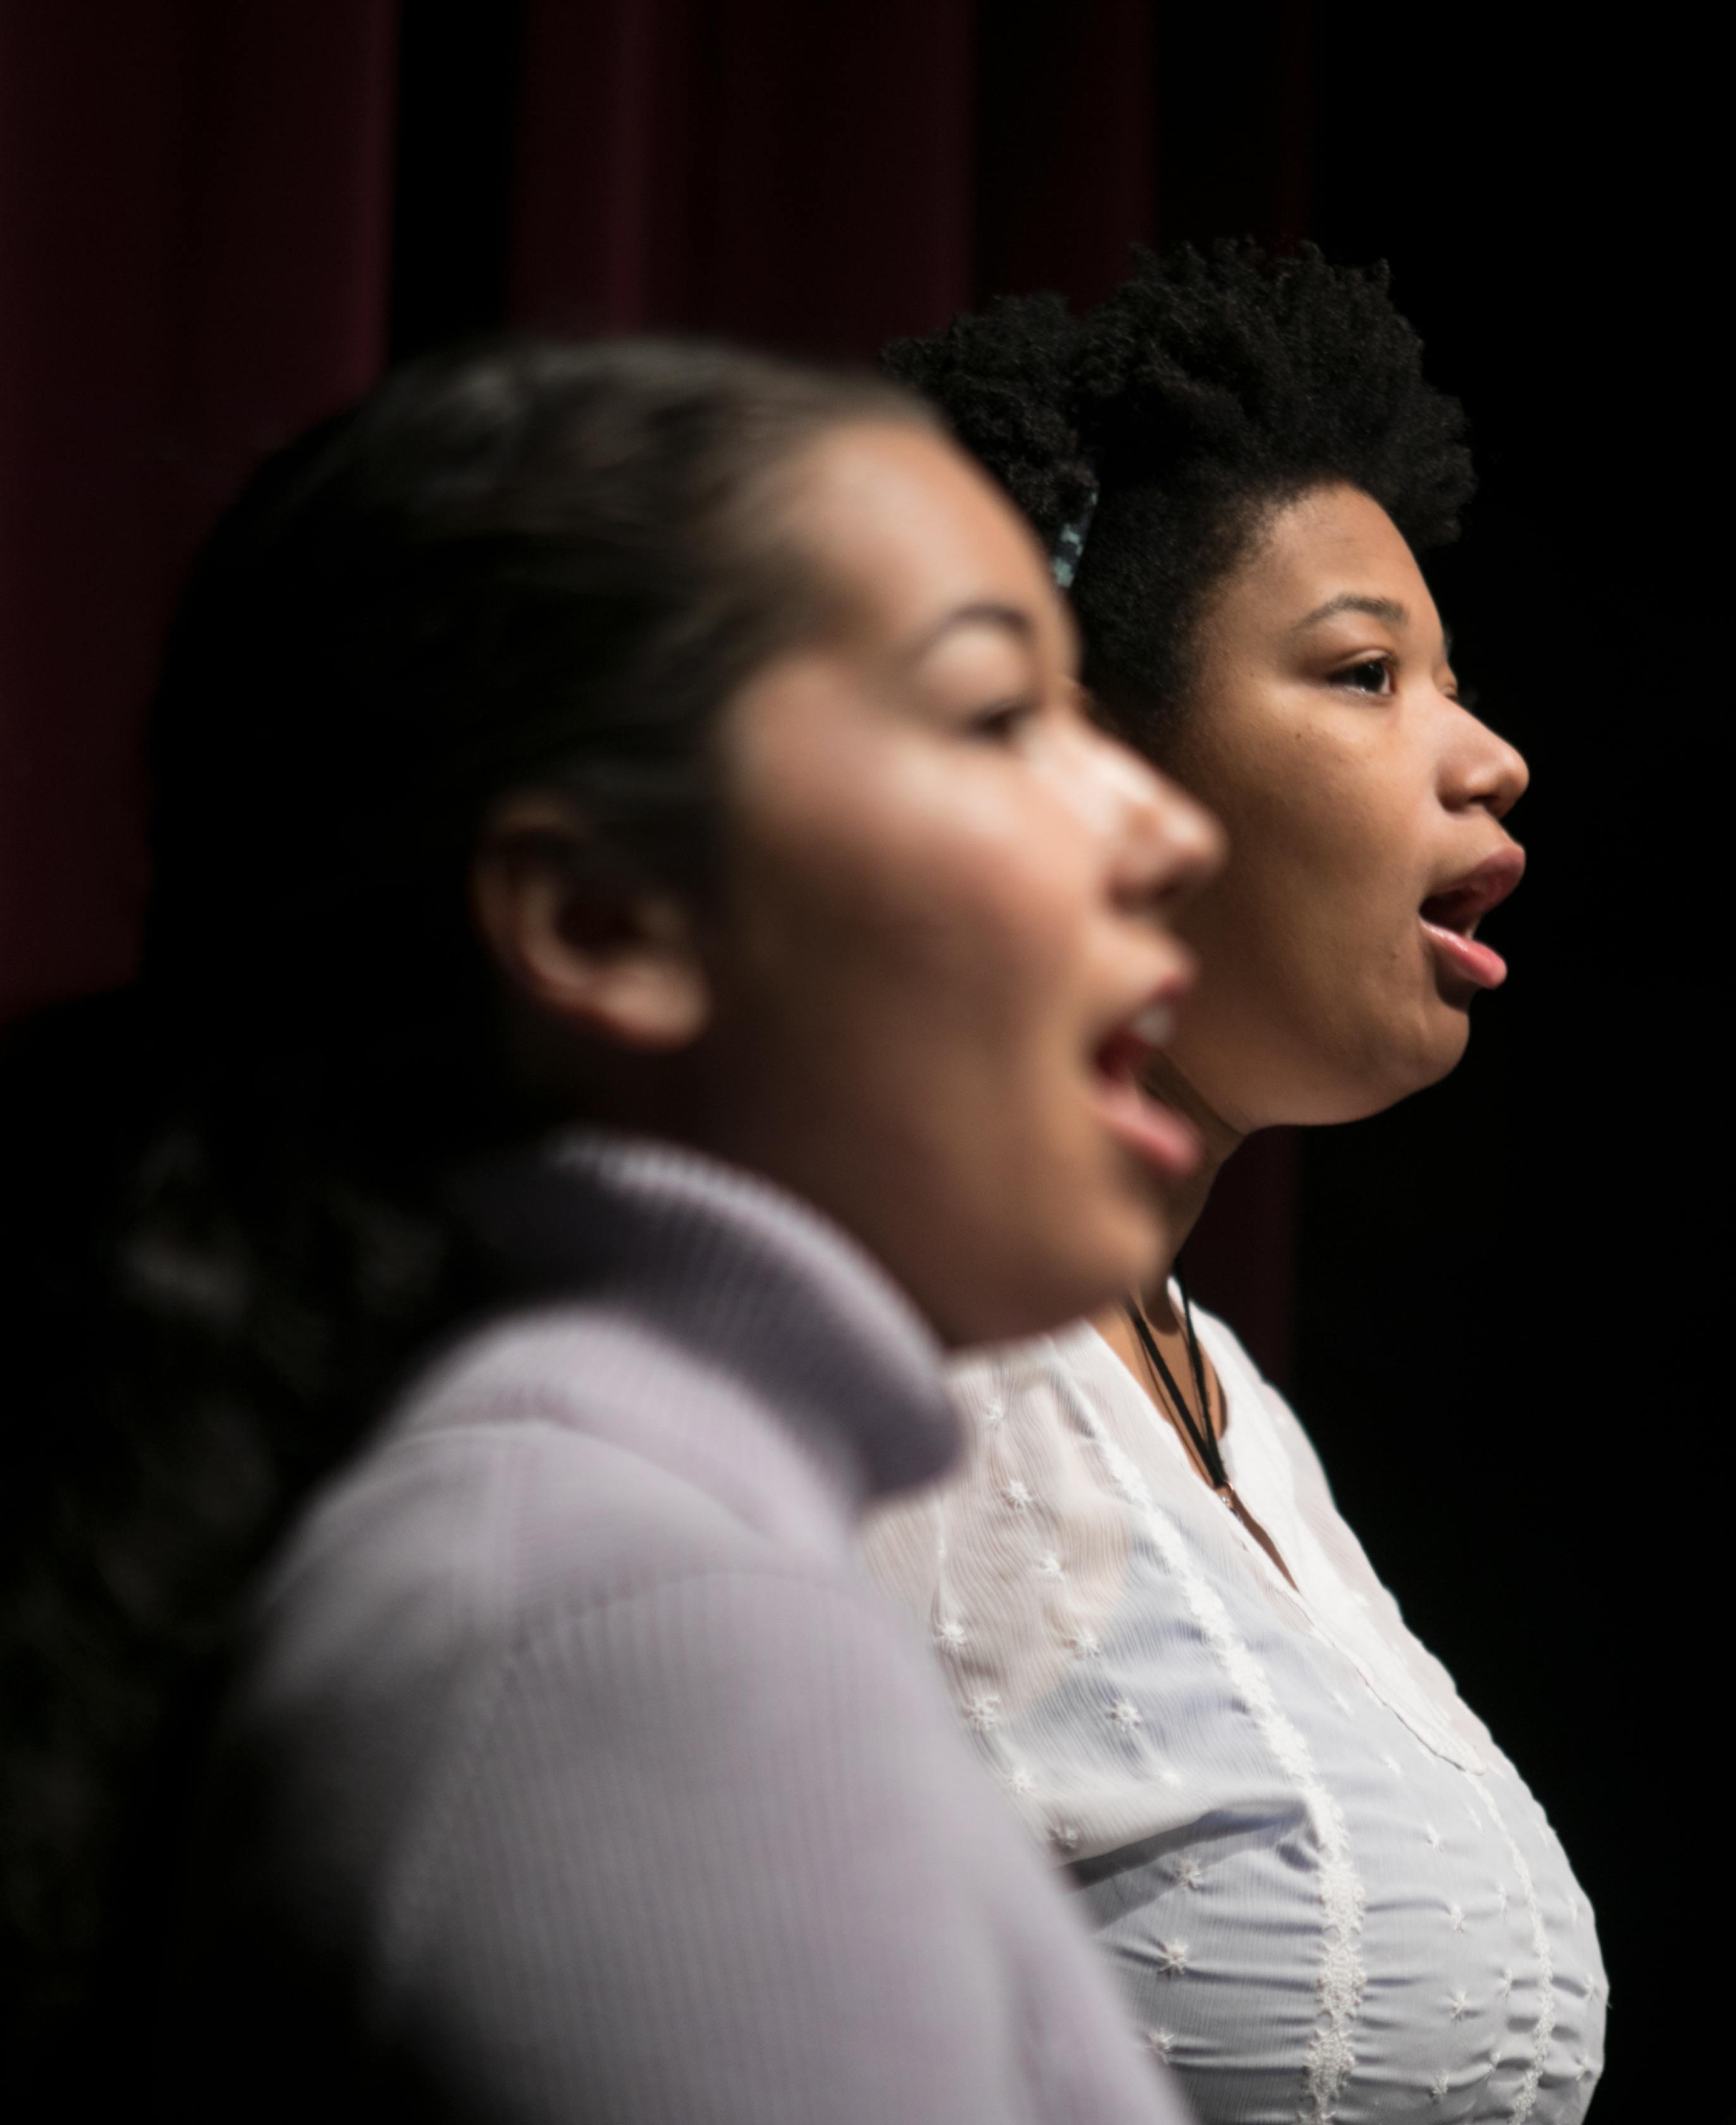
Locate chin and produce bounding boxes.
[1352,1022,1473,1119]
[1239,1027,1473,1129]
[1414,1009,1474,1087]
[1206,989,1480,1130]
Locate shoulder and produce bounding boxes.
[268,1307,780,1645]
[223,1303,854,1840]
[202,1309,930,1937]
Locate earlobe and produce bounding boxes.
[471,798,711,1052]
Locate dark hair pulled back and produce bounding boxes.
[0,335,923,2093]
[883,240,1475,754]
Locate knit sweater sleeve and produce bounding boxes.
[371,1565,1183,2125]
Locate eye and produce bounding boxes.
[1334,656,1394,696]
[967,698,1039,744]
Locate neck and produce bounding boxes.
[1133,1057,1245,1333]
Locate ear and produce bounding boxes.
[471,795,711,1052]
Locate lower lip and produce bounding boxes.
[1092,1074,1202,1179]
[1421,918,1508,990]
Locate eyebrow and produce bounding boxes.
[906,600,1037,661]
[1293,593,1410,632]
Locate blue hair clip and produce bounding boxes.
[1050,488,1099,591]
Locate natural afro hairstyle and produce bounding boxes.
[883,241,1474,754]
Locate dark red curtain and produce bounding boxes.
[510,0,982,350]
[0,0,397,1023]
[0,0,1302,1372]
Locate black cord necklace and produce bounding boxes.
[1125,1279,1299,1589]
[1124,1271,1229,1496]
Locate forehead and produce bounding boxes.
[790,421,1062,648]
[1249,483,1436,620]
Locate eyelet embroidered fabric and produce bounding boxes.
[862,1302,1606,2124]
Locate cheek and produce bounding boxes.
[726,767,1088,1074]
[1173,725,1457,1109]
[1187,725,1417,964]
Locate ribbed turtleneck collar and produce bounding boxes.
[451,1128,960,1507]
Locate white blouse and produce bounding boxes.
[864,1305,1606,2124]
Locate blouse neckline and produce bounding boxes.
[1064,1311,1487,1773]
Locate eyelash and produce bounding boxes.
[969,699,1039,742]
[1334,655,1395,696]
[1329,656,1478,713]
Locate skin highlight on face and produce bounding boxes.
[1153,481,1529,1144]
[479,421,1223,1349]
[698,423,1224,1345]
[1095,480,1529,1414]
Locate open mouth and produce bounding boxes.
[1089,994,1200,1178]
[1419,846,1525,990]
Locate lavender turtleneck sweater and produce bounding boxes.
[159,1132,1190,2124]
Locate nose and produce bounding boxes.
[1094,727,1225,915]
[1447,698,1530,823]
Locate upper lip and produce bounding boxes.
[1419,844,1526,935]
[1094,959,1197,1073]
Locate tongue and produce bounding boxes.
[1420,917,1507,989]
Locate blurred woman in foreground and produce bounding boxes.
[0,338,1219,2122]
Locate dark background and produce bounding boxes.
[0,4,1708,2116]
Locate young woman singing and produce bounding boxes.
[0,337,1219,2123]
[868,245,1606,2124]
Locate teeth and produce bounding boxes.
[1130,1001,1176,1047]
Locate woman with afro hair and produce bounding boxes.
[865,245,1606,2123]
